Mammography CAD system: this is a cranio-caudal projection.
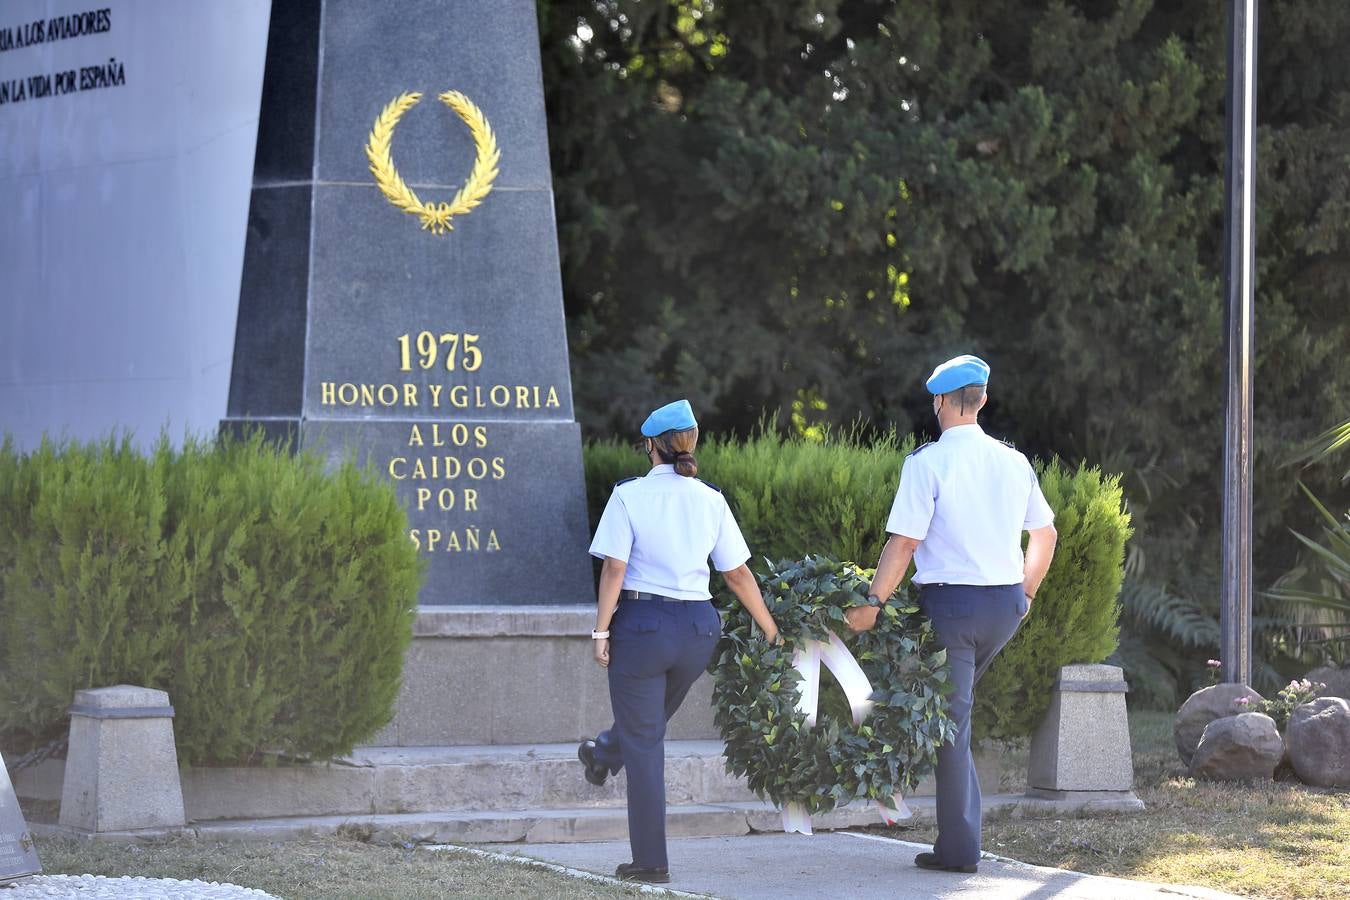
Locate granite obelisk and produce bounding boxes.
[223,0,593,606]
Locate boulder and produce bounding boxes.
[1287,697,1350,788]
[1189,713,1283,782]
[1305,664,1350,701]
[1174,683,1263,766]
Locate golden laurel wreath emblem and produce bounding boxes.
[364,90,500,234]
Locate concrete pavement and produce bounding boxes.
[490,831,1241,899]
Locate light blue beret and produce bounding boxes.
[925,355,990,395]
[641,399,698,437]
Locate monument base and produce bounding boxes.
[9,678,1147,844]
[376,606,717,746]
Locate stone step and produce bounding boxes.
[29,792,1143,845]
[181,740,758,822]
[193,792,1141,844]
[188,798,918,844]
[21,738,1013,824]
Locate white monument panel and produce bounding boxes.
[0,1,271,448]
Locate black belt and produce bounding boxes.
[620,589,701,603]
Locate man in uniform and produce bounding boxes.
[845,354,1058,874]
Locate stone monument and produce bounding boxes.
[0,752,42,883]
[221,0,594,607]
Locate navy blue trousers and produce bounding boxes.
[591,598,721,869]
[919,583,1026,868]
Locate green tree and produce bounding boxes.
[540,0,1350,701]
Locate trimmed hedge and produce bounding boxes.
[585,430,1131,740]
[585,430,919,567]
[0,434,422,766]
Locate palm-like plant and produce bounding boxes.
[1268,419,1350,664]
[1280,419,1350,478]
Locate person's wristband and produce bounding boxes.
[591,630,610,640]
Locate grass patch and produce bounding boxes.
[887,710,1350,899]
[27,834,645,900]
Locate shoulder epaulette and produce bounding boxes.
[614,476,639,488]
[908,441,934,457]
[697,479,722,493]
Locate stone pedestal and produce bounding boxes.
[58,686,186,834]
[1026,664,1137,799]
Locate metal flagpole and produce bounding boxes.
[1220,0,1259,686]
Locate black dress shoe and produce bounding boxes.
[615,862,671,883]
[577,739,608,786]
[914,851,977,874]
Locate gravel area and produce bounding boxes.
[0,874,280,898]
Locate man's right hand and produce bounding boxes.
[844,604,879,632]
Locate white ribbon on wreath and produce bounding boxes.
[781,630,913,835]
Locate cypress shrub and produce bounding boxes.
[585,431,1130,740]
[972,463,1130,740]
[0,436,184,743]
[584,429,918,567]
[0,433,422,766]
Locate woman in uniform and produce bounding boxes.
[578,399,780,884]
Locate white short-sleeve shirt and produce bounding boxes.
[589,464,751,601]
[886,424,1055,586]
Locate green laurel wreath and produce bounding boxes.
[712,555,956,815]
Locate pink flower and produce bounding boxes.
[1234,697,1250,706]
[1207,659,1223,668]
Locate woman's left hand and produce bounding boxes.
[594,637,610,668]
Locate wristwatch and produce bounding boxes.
[866,594,883,606]
[591,630,610,640]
